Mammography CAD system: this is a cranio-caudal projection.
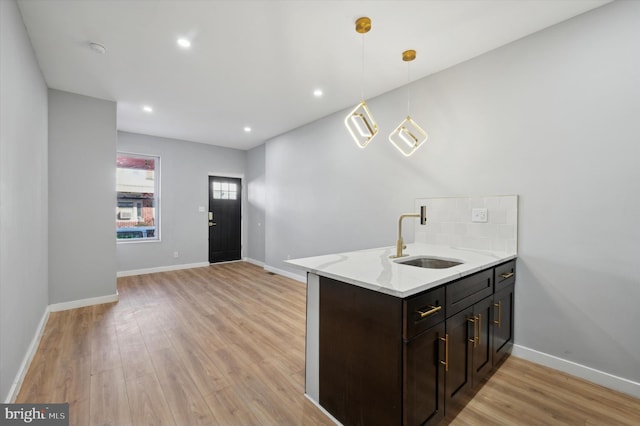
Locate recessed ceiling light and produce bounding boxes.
[143,105,153,113]
[177,38,191,49]
[313,89,323,97]
[243,126,252,133]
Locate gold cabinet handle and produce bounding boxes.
[500,272,514,279]
[439,334,449,372]
[493,301,502,328]
[467,317,477,347]
[468,315,480,347]
[417,305,442,318]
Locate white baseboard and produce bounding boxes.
[243,257,265,268]
[512,344,640,399]
[243,258,306,283]
[117,261,210,277]
[264,264,306,283]
[4,308,50,403]
[6,290,124,402]
[49,291,119,312]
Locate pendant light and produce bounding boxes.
[344,17,378,149]
[389,49,427,157]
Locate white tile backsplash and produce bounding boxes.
[414,195,518,255]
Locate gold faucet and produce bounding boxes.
[391,206,427,258]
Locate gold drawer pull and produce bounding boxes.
[417,305,442,318]
[440,334,449,372]
[500,272,514,279]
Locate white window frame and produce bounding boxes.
[116,152,161,243]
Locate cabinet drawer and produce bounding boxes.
[404,287,445,339]
[446,269,493,318]
[494,260,516,292]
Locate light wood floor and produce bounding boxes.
[16,262,640,425]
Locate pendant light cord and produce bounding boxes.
[361,34,365,101]
[407,60,411,116]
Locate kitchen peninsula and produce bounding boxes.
[288,242,516,425]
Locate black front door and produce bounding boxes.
[208,176,241,263]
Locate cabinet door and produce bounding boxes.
[444,306,473,411]
[404,322,445,426]
[493,283,515,366]
[472,296,494,386]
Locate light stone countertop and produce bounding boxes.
[286,243,516,298]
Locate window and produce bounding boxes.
[212,181,237,200]
[116,153,159,241]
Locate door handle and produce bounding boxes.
[209,222,216,227]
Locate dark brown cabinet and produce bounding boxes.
[403,286,446,425]
[446,269,492,316]
[493,261,516,367]
[472,296,494,383]
[404,322,445,426]
[319,276,403,426]
[443,295,494,414]
[318,260,516,426]
[443,305,473,412]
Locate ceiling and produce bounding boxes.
[17,0,611,150]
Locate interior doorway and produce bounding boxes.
[208,176,242,263]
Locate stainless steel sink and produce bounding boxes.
[396,257,463,269]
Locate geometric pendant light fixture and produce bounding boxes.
[389,49,428,157]
[344,17,379,149]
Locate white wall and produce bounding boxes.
[117,131,246,273]
[262,1,640,386]
[0,0,49,401]
[48,90,117,303]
